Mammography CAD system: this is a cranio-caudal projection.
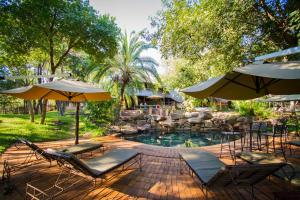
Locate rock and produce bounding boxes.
[137,124,151,131]
[110,125,121,132]
[188,117,203,124]
[184,112,199,118]
[156,116,167,122]
[160,120,175,128]
[225,115,238,125]
[120,125,138,135]
[171,113,183,120]
[136,120,147,126]
[204,120,213,128]
[236,116,249,123]
[199,112,213,120]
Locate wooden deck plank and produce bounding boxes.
[0,136,299,200]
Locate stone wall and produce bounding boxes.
[109,109,245,135]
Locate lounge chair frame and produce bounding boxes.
[25,150,142,199]
[180,154,286,200]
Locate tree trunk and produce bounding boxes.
[56,101,66,116]
[40,99,48,124]
[28,100,35,122]
[75,102,80,145]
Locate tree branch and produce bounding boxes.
[54,39,78,69]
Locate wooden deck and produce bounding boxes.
[0,135,298,200]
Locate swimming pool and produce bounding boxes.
[123,132,239,147]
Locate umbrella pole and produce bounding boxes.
[75,102,80,145]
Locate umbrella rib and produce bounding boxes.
[224,78,257,91]
[39,90,53,100]
[260,78,269,94]
[211,73,253,96]
[70,93,84,101]
[260,79,280,91]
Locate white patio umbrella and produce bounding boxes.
[182,61,300,100]
[0,79,111,144]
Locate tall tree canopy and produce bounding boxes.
[89,31,160,109]
[0,0,119,74]
[0,0,120,123]
[151,0,300,87]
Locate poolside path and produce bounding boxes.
[0,135,297,200]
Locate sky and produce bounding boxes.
[89,0,166,74]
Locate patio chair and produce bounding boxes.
[261,118,288,158]
[237,152,300,187]
[25,148,142,199]
[2,138,103,192]
[179,150,286,200]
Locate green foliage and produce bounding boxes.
[0,0,119,73]
[233,101,272,119]
[84,100,118,125]
[184,139,197,148]
[151,0,300,91]
[89,31,160,108]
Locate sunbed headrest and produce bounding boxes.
[45,149,72,159]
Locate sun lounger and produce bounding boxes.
[25,148,142,199]
[237,152,300,186]
[180,150,286,199]
[2,138,103,193]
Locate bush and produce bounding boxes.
[84,99,118,125]
[233,101,272,119]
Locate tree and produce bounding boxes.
[0,0,119,123]
[150,0,300,82]
[89,31,160,111]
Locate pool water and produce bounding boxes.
[123,132,239,147]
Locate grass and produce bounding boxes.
[0,111,105,153]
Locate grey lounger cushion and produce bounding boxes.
[180,150,225,184]
[46,148,139,178]
[238,152,300,186]
[286,140,300,147]
[84,149,139,176]
[58,142,103,155]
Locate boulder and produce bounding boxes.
[136,120,147,126]
[120,125,138,135]
[171,113,183,120]
[199,112,213,120]
[184,112,199,118]
[204,120,213,128]
[225,115,239,125]
[110,125,121,133]
[188,117,203,124]
[137,124,151,131]
[236,116,251,123]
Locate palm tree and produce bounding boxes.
[89,31,160,109]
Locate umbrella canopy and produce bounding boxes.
[1,79,111,101]
[182,61,300,100]
[1,79,111,144]
[259,94,300,102]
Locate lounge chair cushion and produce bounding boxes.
[58,142,102,155]
[238,152,300,186]
[180,150,225,184]
[286,140,300,147]
[84,149,139,176]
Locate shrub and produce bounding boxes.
[233,101,272,119]
[84,99,118,125]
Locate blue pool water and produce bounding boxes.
[124,132,238,147]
